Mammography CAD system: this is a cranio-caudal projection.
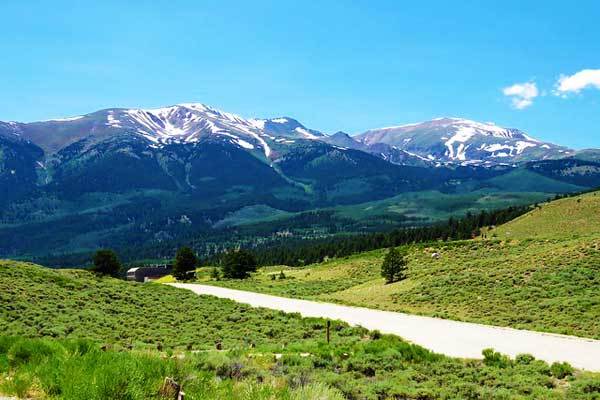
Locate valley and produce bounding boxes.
[2,109,600,399]
[2,103,600,265]
[3,3,600,399]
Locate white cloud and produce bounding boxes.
[502,81,539,109]
[555,69,600,96]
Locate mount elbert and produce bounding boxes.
[1,102,600,260]
[1,101,599,205]
[0,103,593,182]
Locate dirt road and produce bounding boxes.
[170,283,600,371]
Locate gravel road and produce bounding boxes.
[169,283,600,371]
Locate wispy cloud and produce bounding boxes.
[555,69,600,96]
[502,81,539,109]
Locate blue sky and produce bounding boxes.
[1,0,599,148]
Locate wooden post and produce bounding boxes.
[326,320,331,344]
[160,377,181,400]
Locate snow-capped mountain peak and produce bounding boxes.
[98,104,327,158]
[356,117,573,165]
[2,104,576,168]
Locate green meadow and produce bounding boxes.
[2,261,600,399]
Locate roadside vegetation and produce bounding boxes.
[2,261,600,399]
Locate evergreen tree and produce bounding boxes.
[222,249,258,279]
[173,247,198,280]
[92,249,122,277]
[210,267,221,281]
[381,247,408,284]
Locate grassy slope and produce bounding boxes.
[4,262,600,399]
[0,261,340,350]
[493,191,600,239]
[183,189,551,231]
[211,192,600,339]
[332,189,550,226]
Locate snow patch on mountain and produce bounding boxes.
[248,119,266,130]
[445,126,477,160]
[236,139,254,149]
[106,112,123,128]
[45,116,85,122]
[294,127,320,140]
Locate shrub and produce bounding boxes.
[482,348,511,368]
[210,267,221,281]
[551,361,574,379]
[1,372,34,398]
[7,338,63,367]
[289,382,345,400]
[516,353,536,365]
[0,336,20,354]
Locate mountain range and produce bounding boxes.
[1,102,600,262]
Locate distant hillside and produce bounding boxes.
[3,103,600,263]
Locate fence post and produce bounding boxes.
[326,320,331,344]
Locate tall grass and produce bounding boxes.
[2,336,600,399]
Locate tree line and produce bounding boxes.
[207,204,534,267]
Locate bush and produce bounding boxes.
[222,249,258,279]
[551,361,574,379]
[515,353,536,365]
[210,267,221,281]
[381,247,408,284]
[482,348,511,368]
[92,249,122,277]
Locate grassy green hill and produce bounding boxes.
[210,191,600,339]
[494,190,600,239]
[2,261,600,399]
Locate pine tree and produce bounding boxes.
[381,247,408,284]
[222,249,258,279]
[92,249,122,277]
[173,247,198,280]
